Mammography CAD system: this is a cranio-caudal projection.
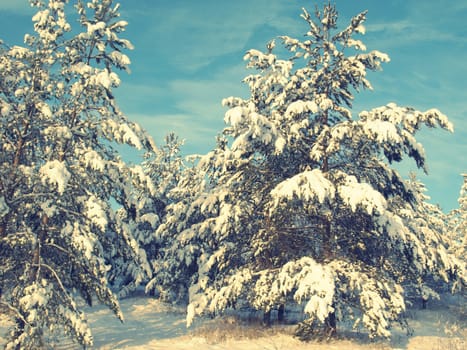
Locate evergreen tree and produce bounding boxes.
[112,132,185,298]
[148,145,217,303]
[159,3,460,339]
[0,0,156,348]
[448,174,467,275]
[399,174,462,306]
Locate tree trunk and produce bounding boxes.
[263,310,271,326]
[422,297,427,309]
[325,309,337,338]
[278,304,285,323]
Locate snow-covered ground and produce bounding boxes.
[1,293,465,349]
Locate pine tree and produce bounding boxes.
[148,141,220,303]
[0,0,156,348]
[448,174,467,277]
[111,132,185,298]
[159,2,460,339]
[399,174,462,307]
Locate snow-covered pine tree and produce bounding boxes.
[398,174,463,307]
[448,174,467,275]
[110,132,185,298]
[157,2,460,339]
[0,0,156,348]
[146,133,185,196]
[147,138,227,303]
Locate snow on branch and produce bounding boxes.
[330,260,405,339]
[85,195,108,232]
[208,269,252,315]
[243,49,276,69]
[225,104,285,155]
[270,169,335,209]
[39,160,71,195]
[359,103,453,134]
[85,150,107,172]
[285,100,319,118]
[273,257,335,323]
[361,120,401,144]
[337,175,387,215]
[101,119,144,149]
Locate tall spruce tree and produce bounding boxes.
[448,174,467,273]
[149,146,219,303]
[157,2,461,339]
[399,174,462,305]
[112,133,185,298]
[0,0,156,348]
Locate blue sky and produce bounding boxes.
[0,0,466,211]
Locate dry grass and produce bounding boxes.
[191,320,402,350]
[405,336,466,350]
[190,314,396,349]
[191,314,293,345]
[189,297,466,350]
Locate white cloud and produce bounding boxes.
[126,64,252,153]
[116,81,168,110]
[131,112,220,154]
[170,75,247,115]
[366,0,467,48]
[366,20,412,34]
[128,0,297,73]
[366,21,466,49]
